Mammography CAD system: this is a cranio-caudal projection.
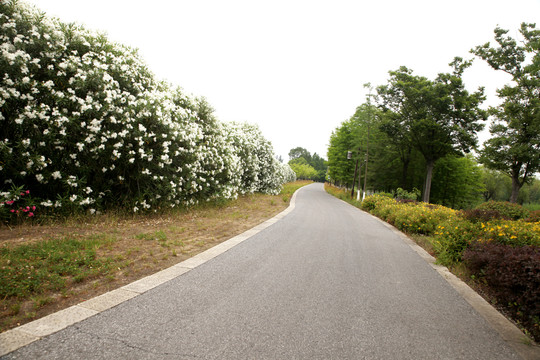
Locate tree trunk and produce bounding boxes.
[510,175,521,203]
[400,147,412,189]
[422,160,435,203]
[401,158,410,189]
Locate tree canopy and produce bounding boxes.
[472,23,540,203]
[376,58,487,202]
[287,147,327,182]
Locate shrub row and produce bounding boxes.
[361,195,540,262]
[0,1,295,222]
[361,194,459,236]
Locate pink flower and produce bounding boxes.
[5,200,14,205]
[26,190,30,194]
[32,206,36,211]
[10,209,15,213]
[28,212,34,217]
[20,192,25,196]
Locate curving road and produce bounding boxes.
[3,183,522,359]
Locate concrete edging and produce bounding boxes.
[0,188,301,357]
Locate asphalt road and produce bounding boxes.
[3,183,521,359]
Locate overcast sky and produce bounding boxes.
[26,0,540,161]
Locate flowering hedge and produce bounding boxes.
[361,194,540,264]
[0,1,295,220]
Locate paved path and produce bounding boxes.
[1,183,528,359]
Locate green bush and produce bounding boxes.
[394,187,420,200]
[459,208,509,223]
[525,210,540,223]
[475,201,529,221]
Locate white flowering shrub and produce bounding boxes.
[222,122,297,195]
[279,162,297,184]
[0,1,290,218]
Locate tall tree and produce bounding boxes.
[288,147,312,163]
[327,119,357,186]
[378,109,415,189]
[288,157,318,180]
[430,154,485,209]
[288,147,327,182]
[377,58,486,202]
[472,23,540,203]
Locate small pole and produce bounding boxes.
[357,162,363,201]
[362,83,372,201]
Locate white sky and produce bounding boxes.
[25,0,540,161]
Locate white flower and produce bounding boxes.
[52,171,62,179]
[40,200,53,207]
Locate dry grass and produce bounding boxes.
[0,181,312,332]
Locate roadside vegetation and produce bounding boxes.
[325,22,539,343]
[287,147,328,182]
[327,23,539,208]
[0,180,311,333]
[0,1,296,226]
[325,183,540,342]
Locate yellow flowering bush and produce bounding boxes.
[393,203,458,235]
[361,194,395,212]
[476,220,540,247]
[362,194,540,265]
[432,218,540,265]
[432,219,482,264]
[365,198,458,236]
